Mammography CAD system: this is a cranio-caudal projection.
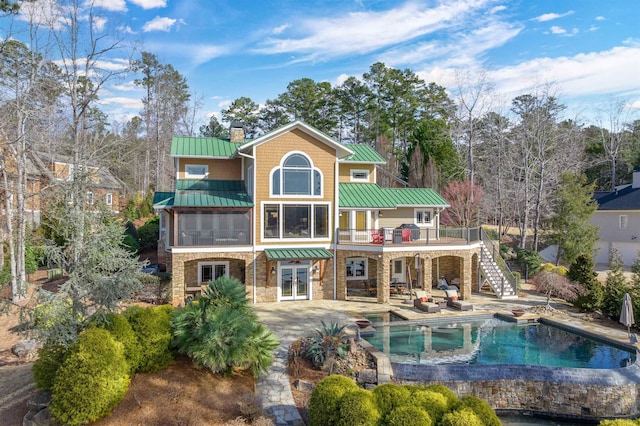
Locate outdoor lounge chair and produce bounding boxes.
[445,289,473,311]
[413,291,441,313]
[370,229,384,244]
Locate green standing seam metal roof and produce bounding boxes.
[340,144,386,163]
[338,183,449,208]
[171,136,242,157]
[153,180,253,208]
[265,248,334,261]
[153,191,175,207]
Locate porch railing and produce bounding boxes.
[177,229,250,246]
[337,226,482,246]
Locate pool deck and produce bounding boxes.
[254,289,640,425]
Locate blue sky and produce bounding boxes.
[12,0,640,127]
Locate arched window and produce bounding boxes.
[271,153,322,196]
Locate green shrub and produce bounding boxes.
[458,395,501,426]
[124,221,139,241]
[386,405,432,426]
[98,312,142,373]
[122,233,140,253]
[308,375,359,426]
[372,384,411,419]
[599,420,640,426]
[412,390,448,423]
[483,226,499,240]
[440,407,484,426]
[423,384,459,409]
[335,389,381,426]
[32,343,70,391]
[306,320,349,370]
[515,247,543,275]
[172,277,279,377]
[138,216,160,252]
[123,198,140,222]
[125,305,174,372]
[49,328,129,426]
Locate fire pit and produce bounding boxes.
[512,308,526,317]
[355,319,372,329]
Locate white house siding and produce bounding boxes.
[591,210,640,266]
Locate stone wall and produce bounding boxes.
[393,362,640,420]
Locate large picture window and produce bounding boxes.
[271,153,322,196]
[263,203,329,239]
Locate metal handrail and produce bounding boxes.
[480,228,518,293]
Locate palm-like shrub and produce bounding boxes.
[306,320,349,370]
[49,328,129,425]
[171,277,278,377]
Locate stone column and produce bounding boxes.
[171,256,185,306]
[377,254,390,304]
[461,253,472,300]
[423,255,432,294]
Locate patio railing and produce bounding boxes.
[337,226,482,246]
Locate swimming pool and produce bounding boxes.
[362,311,407,323]
[362,316,636,369]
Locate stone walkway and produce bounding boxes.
[254,290,639,425]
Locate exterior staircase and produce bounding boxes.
[479,230,518,299]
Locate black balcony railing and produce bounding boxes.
[337,226,481,246]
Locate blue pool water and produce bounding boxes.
[363,317,636,369]
[362,311,406,323]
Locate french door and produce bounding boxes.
[280,261,310,301]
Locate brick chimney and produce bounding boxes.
[229,122,245,143]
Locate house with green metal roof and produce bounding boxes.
[154,121,516,305]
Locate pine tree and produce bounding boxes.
[567,255,603,312]
[601,248,629,319]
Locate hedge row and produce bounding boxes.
[309,377,500,426]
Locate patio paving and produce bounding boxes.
[254,289,640,425]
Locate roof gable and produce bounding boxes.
[237,120,353,159]
[171,136,241,158]
[340,144,385,164]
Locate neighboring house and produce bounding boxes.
[35,152,124,215]
[593,170,640,266]
[154,121,515,305]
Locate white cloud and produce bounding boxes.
[18,0,67,30]
[490,5,506,13]
[588,26,599,32]
[129,0,167,9]
[272,24,289,35]
[118,25,136,34]
[550,26,566,34]
[143,41,231,66]
[143,16,176,32]
[98,96,143,110]
[111,81,142,92]
[254,0,498,62]
[91,0,126,12]
[533,10,575,22]
[628,100,640,110]
[595,16,605,21]
[488,45,640,102]
[93,16,107,32]
[217,100,231,109]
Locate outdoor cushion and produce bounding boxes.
[420,297,427,302]
[444,289,458,299]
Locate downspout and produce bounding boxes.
[238,150,257,304]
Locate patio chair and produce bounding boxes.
[402,228,411,242]
[413,290,441,313]
[370,229,384,244]
[445,289,473,311]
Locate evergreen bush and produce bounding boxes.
[335,389,381,426]
[372,383,411,419]
[568,255,603,312]
[602,249,629,319]
[125,305,174,372]
[458,395,501,426]
[515,247,543,275]
[138,216,160,252]
[32,343,70,391]
[599,420,640,426]
[423,384,459,409]
[98,312,142,373]
[385,405,432,426]
[308,375,359,426]
[412,390,448,423]
[439,407,484,426]
[49,328,129,426]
